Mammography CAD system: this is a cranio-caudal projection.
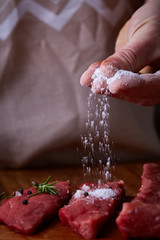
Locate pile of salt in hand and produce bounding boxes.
[81,68,116,184]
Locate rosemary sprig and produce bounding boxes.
[0,192,5,200]
[0,192,14,201]
[28,176,58,198]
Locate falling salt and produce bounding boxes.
[102,111,106,119]
[84,139,88,145]
[99,160,102,167]
[80,67,116,183]
[91,120,94,128]
[99,120,104,126]
[96,131,99,138]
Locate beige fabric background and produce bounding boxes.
[0,0,159,168]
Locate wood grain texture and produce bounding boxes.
[0,162,155,240]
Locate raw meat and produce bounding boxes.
[116,163,160,239]
[0,180,71,234]
[59,181,124,239]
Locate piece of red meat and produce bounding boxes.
[116,163,160,239]
[0,180,71,234]
[59,181,124,239]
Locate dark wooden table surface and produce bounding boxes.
[0,162,155,240]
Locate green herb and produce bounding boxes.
[0,192,5,200]
[0,192,14,201]
[28,176,58,198]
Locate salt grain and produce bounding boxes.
[82,184,91,192]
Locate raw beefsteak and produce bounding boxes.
[0,180,71,234]
[116,163,160,239]
[59,181,124,239]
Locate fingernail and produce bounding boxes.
[80,70,87,86]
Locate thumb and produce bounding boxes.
[100,0,160,77]
[101,35,159,77]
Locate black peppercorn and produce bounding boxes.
[18,189,24,194]
[27,190,32,195]
[22,199,28,205]
[84,191,89,197]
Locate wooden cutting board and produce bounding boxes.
[0,162,150,240]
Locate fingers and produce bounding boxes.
[101,41,154,74]
[80,62,119,95]
[101,1,160,74]
[91,68,108,94]
[80,62,101,87]
[115,20,129,52]
[91,65,119,94]
[108,70,160,105]
[139,66,155,74]
[81,61,160,106]
[80,0,160,106]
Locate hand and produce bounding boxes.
[80,0,160,106]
